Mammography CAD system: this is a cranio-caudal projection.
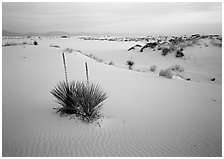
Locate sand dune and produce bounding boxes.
[2,36,222,156]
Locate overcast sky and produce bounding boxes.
[2,2,222,35]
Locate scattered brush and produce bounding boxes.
[51,81,107,123]
[150,65,157,72]
[33,41,38,45]
[74,50,82,53]
[63,48,74,53]
[108,61,115,65]
[170,64,184,72]
[175,50,185,58]
[210,39,222,47]
[2,42,18,47]
[88,54,104,62]
[2,41,33,47]
[126,60,135,70]
[50,44,60,48]
[159,69,173,79]
[161,48,171,56]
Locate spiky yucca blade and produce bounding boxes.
[51,81,107,122]
[51,81,80,114]
[70,81,107,120]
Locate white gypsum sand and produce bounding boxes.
[2,36,221,157]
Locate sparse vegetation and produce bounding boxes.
[51,51,107,123]
[2,42,18,47]
[33,41,38,45]
[210,39,222,47]
[175,50,184,58]
[161,48,171,56]
[50,44,60,48]
[109,61,115,65]
[88,54,104,62]
[63,48,74,53]
[150,65,157,72]
[170,64,184,72]
[126,60,135,70]
[2,41,34,47]
[159,69,173,79]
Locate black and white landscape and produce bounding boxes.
[2,2,222,157]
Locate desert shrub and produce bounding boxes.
[159,69,173,79]
[126,60,135,70]
[109,61,115,65]
[50,44,60,48]
[22,42,28,45]
[161,48,171,56]
[210,39,222,47]
[170,64,184,72]
[63,48,74,53]
[89,54,104,62]
[2,42,18,47]
[74,50,82,53]
[51,81,107,122]
[33,41,38,45]
[150,65,157,72]
[176,50,185,58]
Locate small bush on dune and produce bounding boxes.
[51,81,107,122]
[170,64,184,72]
[176,50,185,58]
[150,65,157,72]
[63,48,74,53]
[33,41,38,45]
[2,42,18,47]
[161,48,171,56]
[126,60,135,70]
[109,61,115,65]
[74,49,82,53]
[159,69,173,79]
[89,54,104,62]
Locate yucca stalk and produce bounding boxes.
[85,62,89,84]
[62,52,68,85]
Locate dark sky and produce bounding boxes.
[2,2,222,35]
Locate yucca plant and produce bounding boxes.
[51,81,80,116]
[70,81,107,122]
[126,60,135,70]
[51,81,107,122]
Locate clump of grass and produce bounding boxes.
[210,39,222,47]
[50,44,60,48]
[89,54,104,62]
[33,41,38,45]
[63,48,74,53]
[161,48,171,56]
[108,61,115,65]
[126,60,135,70]
[2,42,18,47]
[22,42,28,45]
[175,50,185,58]
[51,81,107,122]
[170,64,184,72]
[159,69,173,79]
[74,50,82,53]
[150,65,157,72]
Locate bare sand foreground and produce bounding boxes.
[2,36,222,157]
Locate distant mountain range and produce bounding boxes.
[2,30,93,36]
[2,30,130,37]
